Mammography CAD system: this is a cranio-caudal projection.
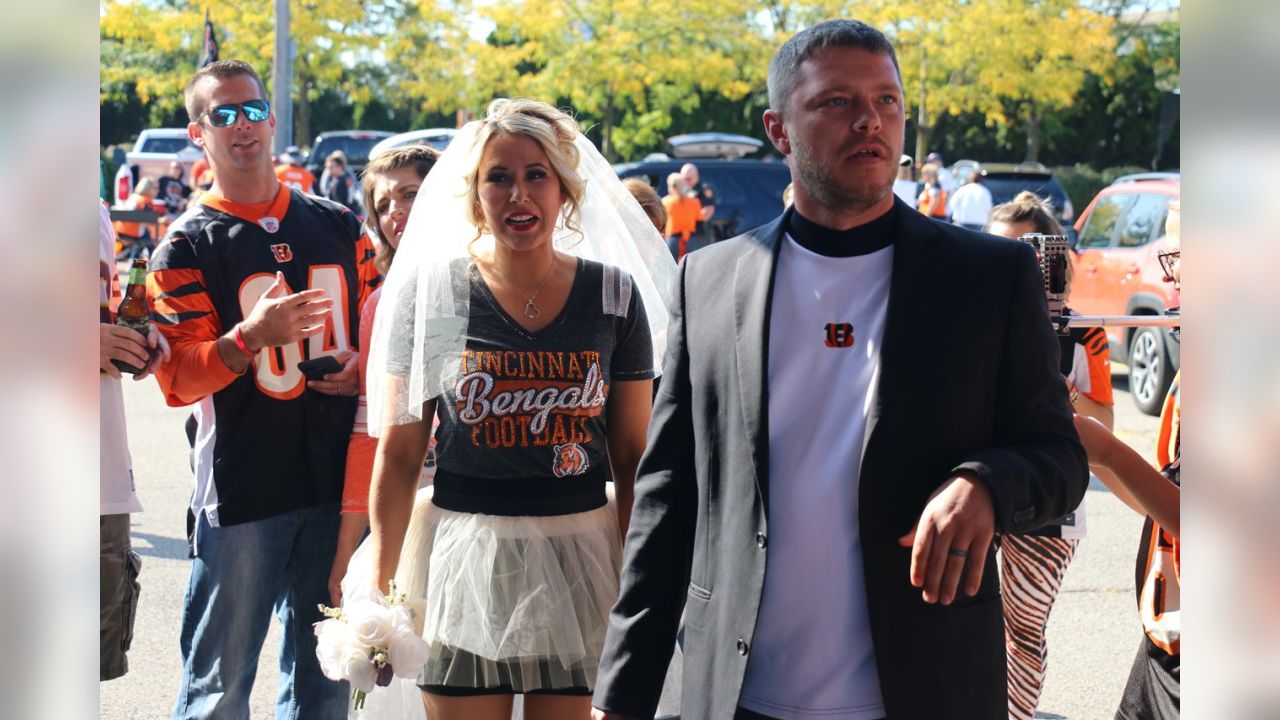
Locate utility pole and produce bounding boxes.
[272,0,293,154]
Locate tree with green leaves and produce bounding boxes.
[100,0,392,144]
[473,0,762,160]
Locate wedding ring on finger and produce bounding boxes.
[948,547,969,558]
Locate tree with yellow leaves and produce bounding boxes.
[100,0,406,143]
[474,0,762,160]
[860,0,1114,164]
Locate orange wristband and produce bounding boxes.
[233,324,260,357]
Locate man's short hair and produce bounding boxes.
[184,60,267,124]
[767,19,900,113]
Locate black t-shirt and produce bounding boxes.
[157,176,191,214]
[691,181,717,237]
[425,258,652,513]
[323,172,360,213]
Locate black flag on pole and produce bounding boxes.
[201,11,219,67]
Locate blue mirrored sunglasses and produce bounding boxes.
[203,99,271,128]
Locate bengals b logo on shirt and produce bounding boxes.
[270,243,293,263]
[824,323,855,348]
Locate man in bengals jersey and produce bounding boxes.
[147,60,378,720]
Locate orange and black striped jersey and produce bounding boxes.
[147,184,380,527]
[1060,322,1114,406]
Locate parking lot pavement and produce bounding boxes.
[101,367,1158,719]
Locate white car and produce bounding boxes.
[368,128,458,161]
[111,129,203,207]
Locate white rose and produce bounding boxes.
[389,604,413,630]
[387,627,430,678]
[346,600,395,649]
[313,619,354,680]
[342,648,378,693]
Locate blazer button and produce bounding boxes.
[736,638,749,656]
[755,532,767,549]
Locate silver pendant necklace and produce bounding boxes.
[492,256,557,320]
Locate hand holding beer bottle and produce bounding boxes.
[100,258,170,379]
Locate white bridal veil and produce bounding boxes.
[365,108,677,435]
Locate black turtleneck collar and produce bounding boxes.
[785,202,897,258]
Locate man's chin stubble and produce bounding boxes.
[799,172,892,216]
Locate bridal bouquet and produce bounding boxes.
[315,581,430,709]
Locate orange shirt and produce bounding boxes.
[663,193,702,240]
[918,186,948,218]
[191,159,212,189]
[276,165,316,193]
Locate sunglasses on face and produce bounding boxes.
[202,99,271,128]
[1158,249,1180,279]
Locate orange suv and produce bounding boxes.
[1069,174,1180,415]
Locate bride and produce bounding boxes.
[343,98,675,720]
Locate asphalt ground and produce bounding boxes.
[100,366,1158,719]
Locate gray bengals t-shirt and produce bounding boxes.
[431,258,652,483]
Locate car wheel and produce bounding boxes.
[1129,326,1172,416]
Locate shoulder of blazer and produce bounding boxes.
[898,200,1030,265]
[685,211,787,274]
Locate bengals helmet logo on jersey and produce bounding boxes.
[270,243,294,263]
[552,443,589,477]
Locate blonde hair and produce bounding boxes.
[666,172,685,194]
[464,99,585,243]
[1165,198,1180,242]
[135,177,157,198]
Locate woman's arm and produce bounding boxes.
[1074,414,1180,538]
[369,398,436,593]
[1070,385,1133,513]
[605,379,653,538]
[328,512,369,606]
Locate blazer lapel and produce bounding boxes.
[861,202,943,468]
[733,213,787,511]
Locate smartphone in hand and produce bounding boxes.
[297,355,343,381]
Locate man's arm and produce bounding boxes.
[954,242,1088,529]
[593,262,697,720]
[149,233,334,406]
[900,243,1088,605]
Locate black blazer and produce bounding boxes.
[593,200,1088,720]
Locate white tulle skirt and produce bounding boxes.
[341,484,621,718]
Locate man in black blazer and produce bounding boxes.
[592,19,1088,720]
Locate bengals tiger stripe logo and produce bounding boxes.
[552,442,589,477]
[824,322,855,348]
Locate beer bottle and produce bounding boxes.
[112,258,153,375]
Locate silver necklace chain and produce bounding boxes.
[490,256,557,319]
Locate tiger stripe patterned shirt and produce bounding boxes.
[147,184,379,536]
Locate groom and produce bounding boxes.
[592,19,1087,720]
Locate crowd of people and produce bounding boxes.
[100,17,1180,720]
